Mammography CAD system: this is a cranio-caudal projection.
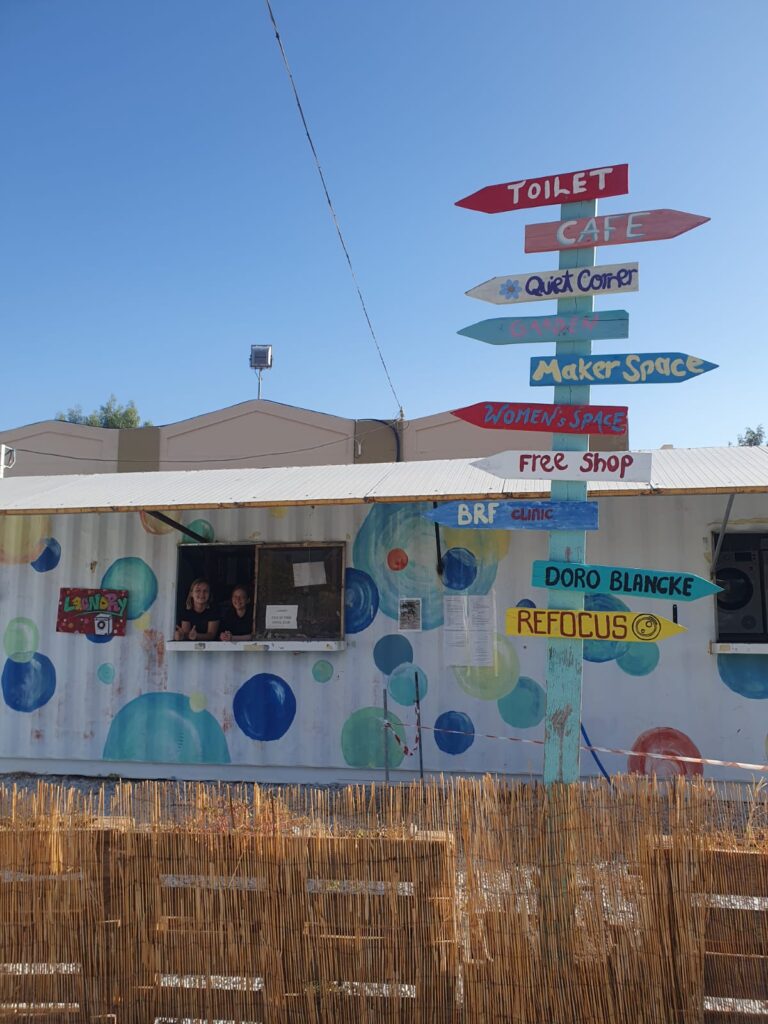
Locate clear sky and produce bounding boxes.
[0,0,764,450]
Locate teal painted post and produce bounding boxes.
[542,199,596,785]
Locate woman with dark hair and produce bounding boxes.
[219,585,253,641]
[173,578,220,641]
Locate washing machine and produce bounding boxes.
[715,545,766,639]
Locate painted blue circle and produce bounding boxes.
[86,632,114,645]
[617,642,660,677]
[442,548,478,591]
[2,653,56,712]
[103,692,230,763]
[30,538,61,573]
[233,673,297,741]
[434,711,475,755]
[101,557,158,620]
[516,598,536,608]
[717,654,768,699]
[373,634,413,674]
[583,593,630,663]
[497,676,546,728]
[388,663,428,706]
[344,568,380,634]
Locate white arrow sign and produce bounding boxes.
[472,449,652,483]
[466,263,639,305]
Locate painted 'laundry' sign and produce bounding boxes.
[56,588,128,637]
[530,352,717,386]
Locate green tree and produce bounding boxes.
[56,395,152,429]
[736,424,765,446]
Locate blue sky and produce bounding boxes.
[0,0,764,449]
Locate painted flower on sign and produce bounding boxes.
[499,279,522,300]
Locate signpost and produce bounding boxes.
[466,263,638,304]
[506,606,686,643]
[525,209,709,253]
[457,310,629,345]
[531,560,722,602]
[473,449,652,483]
[423,500,599,531]
[455,164,629,214]
[530,352,718,386]
[452,401,628,436]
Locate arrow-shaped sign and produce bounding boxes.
[451,401,628,436]
[530,352,718,387]
[466,264,639,305]
[457,310,629,345]
[423,500,599,531]
[525,209,709,254]
[473,449,652,483]
[531,560,721,602]
[506,607,686,643]
[455,164,629,214]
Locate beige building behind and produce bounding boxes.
[0,399,625,477]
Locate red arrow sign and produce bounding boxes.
[525,209,709,253]
[455,164,628,214]
[452,401,628,437]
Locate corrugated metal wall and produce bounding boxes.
[0,495,766,781]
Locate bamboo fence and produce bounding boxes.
[0,776,764,1023]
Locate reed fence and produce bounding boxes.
[0,776,765,1023]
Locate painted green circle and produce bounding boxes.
[97,663,116,685]
[388,663,428,706]
[341,707,405,769]
[617,642,660,677]
[181,519,215,544]
[497,676,546,728]
[3,618,39,664]
[453,634,519,700]
[312,659,334,683]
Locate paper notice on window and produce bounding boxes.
[443,625,471,666]
[443,595,469,631]
[293,560,326,587]
[265,605,298,630]
[398,598,422,632]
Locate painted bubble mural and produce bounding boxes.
[353,503,502,630]
[103,692,230,764]
[341,706,406,769]
[388,663,428,706]
[583,593,631,663]
[434,711,475,755]
[312,659,334,683]
[717,654,768,699]
[2,653,56,712]
[453,634,519,700]
[181,519,215,544]
[0,515,51,565]
[139,510,175,535]
[3,618,40,663]
[628,726,703,778]
[373,634,413,675]
[97,663,115,685]
[617,642,660,677]
[30,537,61,573]
[442,548,478,590]
[233,673,296,741]
[100,557,158,619]
[497,676,546,728]
[343,568,379,634]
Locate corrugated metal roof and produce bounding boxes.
[1,447,768,515]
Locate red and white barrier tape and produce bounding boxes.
[385,720,768,774]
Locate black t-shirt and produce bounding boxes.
[220,605,253,638]
[181,607,219,635]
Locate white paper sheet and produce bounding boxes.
[265,604,298,630]
[293,561,326,587]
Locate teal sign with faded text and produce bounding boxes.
[531,560,722,602]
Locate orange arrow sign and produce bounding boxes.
[525,209,709,253]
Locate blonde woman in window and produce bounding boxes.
[174,579,220,641]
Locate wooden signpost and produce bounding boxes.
[531,559,722,602]
[506,606,686,642]
[452,401,628,436]
[423,500,599,531]
[525,209,709,253]
[457,310,629,345]
[455,164,629,214]
[473,449,652,483]
[466,263,638,305]
[530,352,718,386]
